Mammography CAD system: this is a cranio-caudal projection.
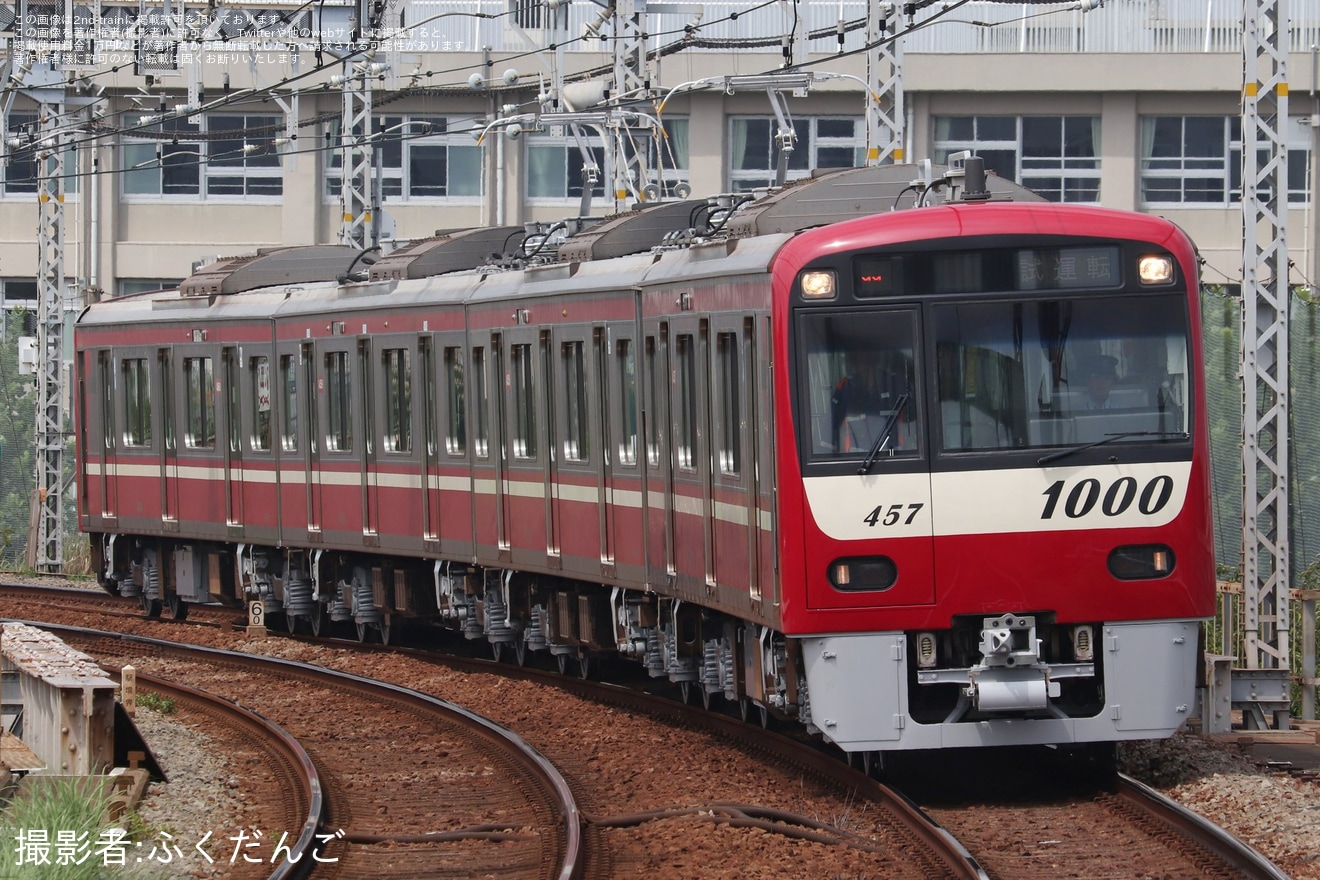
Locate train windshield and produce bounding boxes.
[798,293,1191,462]
[932,293,1190,453]
[800,309,922,460]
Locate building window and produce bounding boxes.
[123,113,283,199]
[1,112,79,197]
[183,356,215,449]
[382,348,411,453]
[563,340,588,462]
[325,115,481,201]
[444,346,466,455]
[117,279,180,297]
[325,351,352,452]
[934,115,1100,203]
[730,116,862,191]
[250,355,271,452]
[511,343,536,459]
[1141,116,1309,206]
[122,358,152,447]
[279,354,297,452]
[527,119,689,202]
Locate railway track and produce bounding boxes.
[1,582,1295,879]
[124,671,323,880]
[915,761,1289,880]
[27,621,583,880]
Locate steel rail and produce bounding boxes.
[1118,772,1291,880]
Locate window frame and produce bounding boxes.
[933,114,1101,204]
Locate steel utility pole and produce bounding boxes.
[33,92,65,572]
[866,0,903,164]
[1239,0,1297,727]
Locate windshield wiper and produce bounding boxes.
[1036,430,1189,466]
[858,393,910,475]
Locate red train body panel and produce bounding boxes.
[75,163,1214,754]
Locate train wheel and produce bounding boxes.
[758,705,770,729]
[577,651,592,680]
[167,595,188,621]
[514,638,527,666]
[700,687,712,711]
[556,653,570,675]
[379,619,392,647]
[738,698,751,723]
[862,751,878,777]
[491,641,505,663]
[284,612,298,634]
[143,597,162,619]
[311,604,324,637]
[355,622,369,643]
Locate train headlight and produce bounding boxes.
[1107,544,1176,580]
[799,269,837,300]
[828,557,897,592]
[1137,254,1174,285]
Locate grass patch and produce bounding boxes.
[135,692,176,715]
[0,776,148,878]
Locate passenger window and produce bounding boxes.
[122,358,151,447]
[563,340,588,462]
[445,346,466,455]
[183,356,215,449]
[250,356,271,452]
[383,347,411,453]
[325,351,352,452]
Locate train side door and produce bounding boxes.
[359,337,379,541]
[549,323,603,579]
[491,334,510,559]
[221,346,243,529]
[642,324,672,589]
[435,335,476,559]
[502,327,551,570]
[668,317,712,596]
[94,350,117,521]
[602,322,645,582]
[303,341,322,538]
[420,336,441,550]
[708,315,758,600]
[158,347,178,527]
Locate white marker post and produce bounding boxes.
[247,600,268,639]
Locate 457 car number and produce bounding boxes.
[863,503,925,528]
[1040,475,1174,520]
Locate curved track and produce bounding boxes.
[20,619,583,880]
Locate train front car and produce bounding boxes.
[775,202,1214,753]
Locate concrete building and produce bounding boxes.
[0,0,1312,306]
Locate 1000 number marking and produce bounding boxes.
[1041,476,1173,520]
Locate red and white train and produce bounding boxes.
[75,159,1214,757]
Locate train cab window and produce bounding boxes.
[799,311,919,462]
[121,358,151,447]
[183,356,216,449]
[471,346,489,458]
[443,346,465,455]
[279,355,297,452]
[716,331,741,475]
[932,295,1191,452]
[250,356,271,452]
[618,339,638,465]
[511,343,537,459]
[563,340,588,463]
[382,348,412,454]
[325,351,352,452]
